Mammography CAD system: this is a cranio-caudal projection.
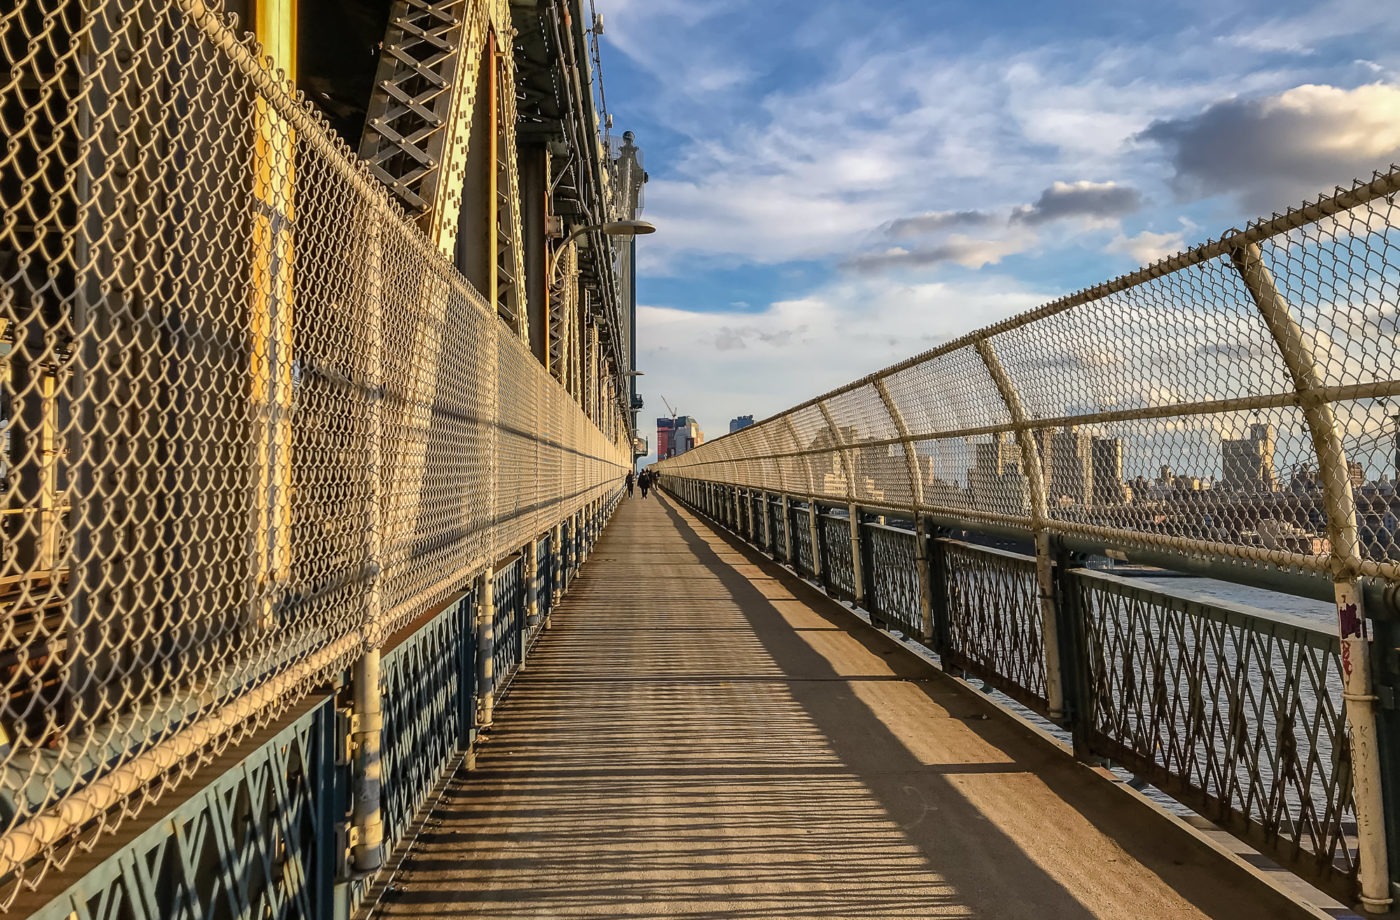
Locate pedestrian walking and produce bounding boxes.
[639,470,651,499]
[626,470,635,498]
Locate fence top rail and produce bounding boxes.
[676,165,1400,441]
[939,538,1039,566]
[1070,566,1340,651]
[863,518,918,536]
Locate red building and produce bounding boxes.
[657,417,675,459]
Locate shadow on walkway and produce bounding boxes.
[373,494,1309,920]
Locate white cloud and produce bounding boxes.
[1107,229,1188,265]
[843,234,1033,273]
[1011,181,1143,226]
[636,274,1047,442]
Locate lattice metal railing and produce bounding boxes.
[864,521,920,635]
[791,501,815,579]
[1075,570,1352,879]
[665,478,1369,900]
[0,0,628,903]
[942,541,1048,714]
[380,591,477,855]
[818,509,856,602]
[492,554,525,683]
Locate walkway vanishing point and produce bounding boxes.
[367,494,1326,920]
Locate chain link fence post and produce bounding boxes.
[976,339,1065,722]
[915,518,935,646]
[350,649,384,873]
[1233,243,1392,911]
[850,502,868,611]
[477,569,495,729]
[526,538,541,630]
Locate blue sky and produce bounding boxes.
[592,0,1400,456]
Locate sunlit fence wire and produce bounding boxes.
[656,168,1400,582]
[0,0,627,901]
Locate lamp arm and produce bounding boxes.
[547,225,596,282]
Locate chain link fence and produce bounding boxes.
[657,169,1400,583]
[0,0,627,902]
[658,167,1400,906]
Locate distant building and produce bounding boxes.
[1091,436,1126,505]
[656,417,674,459]
[729,415,755,433]
[1049,426,1094,506]
[969,433,1030,517]
[1221,423,1277,493]
[660,415,703,458]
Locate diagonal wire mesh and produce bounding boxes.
[657,167,1400,580]
[0,0,627,901]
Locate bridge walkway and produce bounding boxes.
[371,493,1311,919]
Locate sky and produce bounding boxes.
[589,0,1400,461]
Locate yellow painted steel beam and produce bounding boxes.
[251,0,297,629]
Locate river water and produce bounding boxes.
[1135,575,1335,626]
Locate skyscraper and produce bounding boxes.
[1221,423,1277,493]
[656,417,674,459]
[969,433,1030,516]
[1091,436,1125,505]
[1049,426,1095,506]
[729,415,755,433]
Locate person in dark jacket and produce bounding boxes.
[626,470,635,497]
[639,470,652,498]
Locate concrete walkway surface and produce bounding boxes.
[371,493,1318,919]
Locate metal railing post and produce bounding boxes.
[915,517,935,645]
[572,510,582,573]
[929,530,953,656]
[477,568,495,728]
[1050,538,1095,760]
[732,486,742,532]
[1233,243,1391,912]
[549,522,562,627]
[761,491,773,554]
[526,537,540,630]
[849,502,866,609]
[350,648,384,873]
[780,493,792,564]
[809,498,824,582]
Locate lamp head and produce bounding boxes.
[597,219,656,236]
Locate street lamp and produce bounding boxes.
[548,219,656,281]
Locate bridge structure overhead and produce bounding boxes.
[3,0,1400,917]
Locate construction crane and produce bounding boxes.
[660,396,680,459]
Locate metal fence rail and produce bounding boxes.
[665,480,1365,902]
[1072,570,1351,880]
[380,591,478,857]
[0,0,628,903]
[657,163,1400,910]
